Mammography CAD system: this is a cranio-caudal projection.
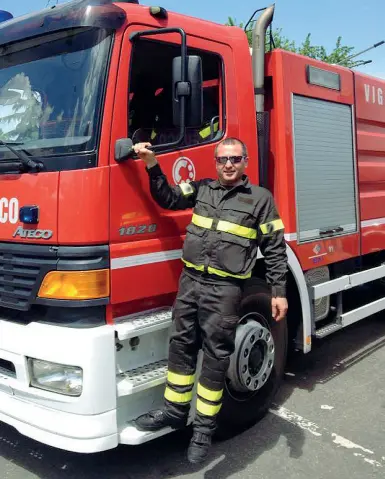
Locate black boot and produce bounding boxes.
[135,409,187,431]
[187,431,212,464]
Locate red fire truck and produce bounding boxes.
[0,0,384,453]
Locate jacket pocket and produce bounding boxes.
[182,223,206,266]
[216,231,250,275]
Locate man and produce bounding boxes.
[134,137,288,464]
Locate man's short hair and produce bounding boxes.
[214,137,248,157]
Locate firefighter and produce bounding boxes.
[134,137,288,464]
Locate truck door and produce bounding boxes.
[108,20,236,315]
[353,72,385,256]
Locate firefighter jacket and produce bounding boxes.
[146,163,288,297]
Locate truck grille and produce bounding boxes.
[0,244,57,311]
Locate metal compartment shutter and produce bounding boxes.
[292,95,357,243]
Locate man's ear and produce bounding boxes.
[244,157,249,168]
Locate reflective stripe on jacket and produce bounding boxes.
[146,163,288,297]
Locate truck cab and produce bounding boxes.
[0,0,263,452]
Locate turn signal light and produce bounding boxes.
[38,269,110,300]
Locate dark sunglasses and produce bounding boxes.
[215,155,246,165]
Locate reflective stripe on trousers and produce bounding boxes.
[163,270,242,434]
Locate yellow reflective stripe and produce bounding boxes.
[217,220,257,239]
[192,214,256,240]
[207,266,251,280]
[192,213,213,229]
[260,218,284,235]
[181,259,205,272]
[151,130,157,140]
[197,384,223,402]
[181,259,251,280]
[179,182,194,197]
[167,371,195,386]
[196,398,222,416]
[199,122,219,139]
[164,387,193,404]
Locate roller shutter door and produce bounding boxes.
[292,95,357,242]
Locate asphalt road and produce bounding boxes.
[1,313,385,479]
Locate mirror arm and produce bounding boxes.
[115,27,192,162]
[210,115,220,140]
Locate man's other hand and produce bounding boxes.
[272,297,288,322]
[133,142,157,168]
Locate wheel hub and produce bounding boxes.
[248,341,265,376]
[227,314,275,393]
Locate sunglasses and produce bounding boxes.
[215,155,246,165]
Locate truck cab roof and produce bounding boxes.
[0,0,134,49]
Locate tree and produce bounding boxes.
[0,73,52,142]
[225,17,362,68]
[0,73,41,141]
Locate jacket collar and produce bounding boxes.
[209,175,251,191]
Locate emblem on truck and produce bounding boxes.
[13,226,53,240]
[172,157,196,185]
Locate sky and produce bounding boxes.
[1,0,385,78]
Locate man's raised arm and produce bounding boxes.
[134,142,206,211]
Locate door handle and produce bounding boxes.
[319,226,344,236]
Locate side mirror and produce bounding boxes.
[172,55,203,128]
[115,138,134,163]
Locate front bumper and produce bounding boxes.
[0,319,118,452]
[0,390,118,453]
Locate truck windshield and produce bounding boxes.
[0,27,112,159]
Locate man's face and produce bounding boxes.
[215,143,248,186]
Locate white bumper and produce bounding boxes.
[0,319,118,453]
[0,391,118,452]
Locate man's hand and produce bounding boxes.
[133,142,157,168]
[272,297,288,322]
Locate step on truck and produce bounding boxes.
[0,0,385,453]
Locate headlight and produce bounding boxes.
[28,358,83,397]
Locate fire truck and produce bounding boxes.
[0,0,384,453]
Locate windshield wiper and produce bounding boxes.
[0,140,44,172]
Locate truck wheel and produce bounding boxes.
[216,278,288,438]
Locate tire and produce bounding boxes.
[216,278,288,438]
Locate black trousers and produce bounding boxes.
[163,269,242,435]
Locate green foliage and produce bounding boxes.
[225,17,361,68]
